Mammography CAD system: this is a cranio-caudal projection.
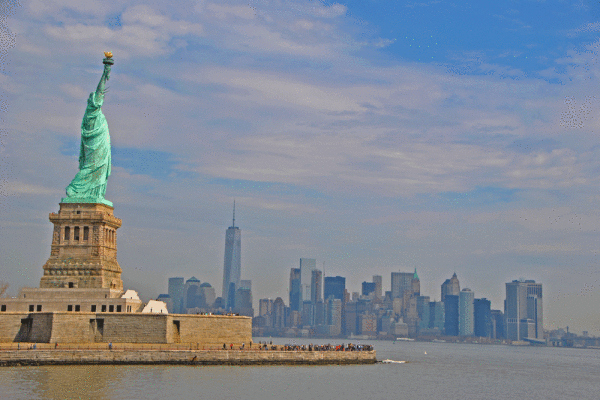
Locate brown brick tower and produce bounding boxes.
[39,203,123,290]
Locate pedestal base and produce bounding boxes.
[40,202,123,290]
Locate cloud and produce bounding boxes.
[566,21,600,37]
[40,5,203,58]
[205,3,257,20]
[309,3,347,18]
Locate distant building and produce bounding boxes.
[234,287,254,317]
[259,298,273,317]
[289,268,302,312]
[391,272,413,299]
[168,277,184,313]
[183,276,201,310]
[311,269,322,303]
[198,282,216,309]
[222,203,241,310]
[459,288,474,336]
[300,258,316,304]
[301,300,315,327]
[474,298,492,338]
[272,297,286,330]
[411,269,420,296]
[429,301,445,332]
[444,295,459,336]
[324,276,346,301]
[362,282,376,297]
[325,297,342,336]
[416,295,430,332]
[490,309,505,339]
[441,273,460,302]
[359,313,378,336]
[314,301,325,326]
[505,280,543,341]
[372,275,383,299]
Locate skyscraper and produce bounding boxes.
[444,295,459,336]
[372,275,382,299]
[289,268,302,312]
[324,276,346,301]
[168,277,184,313]
[490,309,505,339]
[416,295,430,331]
[300,258,316,302]
[391,272,413,299]
[441,272,460,302]
[272,297,286,330]
[459,288,474,336]
[362,282,377,297]
[429,301,445,332]
[183,276,201,310]
[474,298,492,338]
[259,298,273,317]
[505,280,543,341]
[311,269,322,303]
[222,202,241,310]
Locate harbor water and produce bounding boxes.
[0,338,598,400]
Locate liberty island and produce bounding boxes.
[0,53,374,366]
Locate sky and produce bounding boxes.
[1,0,599,335]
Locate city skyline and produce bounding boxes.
[1,0,599,336]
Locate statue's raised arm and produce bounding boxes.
[62,53,115,207]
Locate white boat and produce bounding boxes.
[382,359,406,364]
[395,337,415,341]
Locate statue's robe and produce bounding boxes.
[64,91,112,203]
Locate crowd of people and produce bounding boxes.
[220,341,374,352]
[281,343,373,352]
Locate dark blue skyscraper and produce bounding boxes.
[289,268,302,312]
[362,282,376,297]
[444,295,459,336]
[324,276,346,301]
[474,298,492,338]
[222,202,241,310]
[168,277,184,313]
[491,309,505,339]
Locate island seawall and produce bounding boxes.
[0,349,377,366]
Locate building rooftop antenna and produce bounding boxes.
[232,199,236,228]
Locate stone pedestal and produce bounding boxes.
[40,203,123,290]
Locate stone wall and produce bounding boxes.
[0,349,377,366]
[0,313,26,342]
[0,312,251,346]
[170,314,252,347]
[103,314,168,344]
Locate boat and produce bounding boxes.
[382,359,406,364]
[395,337,415,341]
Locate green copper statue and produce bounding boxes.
[62,52,115,207]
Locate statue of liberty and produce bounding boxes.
[62,52,115,207]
